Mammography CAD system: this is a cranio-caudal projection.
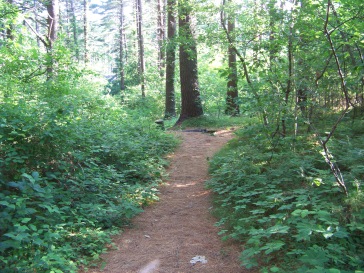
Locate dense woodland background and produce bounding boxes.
[0,0,363,272]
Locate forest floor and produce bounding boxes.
[84,129,254,273]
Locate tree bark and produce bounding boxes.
[157,0,165,76]
[33,0,41,48]
[119,0,125,91]
[220,0,268,125]
[282,21,293,137]
[225,2,239,116]
[70,0,79,60]
[84,0,89,64]
[6,0,15,41]
[164,0,176,118]
[47,0,59,45]
[46,0,59,79]
[177,1,203,124]
[136,0,145,97]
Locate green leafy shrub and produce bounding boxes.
[207,121,364,272]
[0,80,177,272]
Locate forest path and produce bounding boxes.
[86,129,251,273]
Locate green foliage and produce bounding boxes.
[174,115,248,130]
[207,118,364,272]
[0,73,177,272]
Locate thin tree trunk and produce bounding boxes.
[221,0,268,125]
[164,0,176,118]
[157,0,165,76]
[319,0,350,196]
[70,0,79,60]
[33,0,41,48]
[268,0,276,65]
[177,1,203,124]
[282,22,293,137]
[224,1,239,116]
[65,0,71,41]
[6,0,15,41]
[46,0,59,79]
[84,0,89,64]
[119,0,125,91]
[136,0,145,97]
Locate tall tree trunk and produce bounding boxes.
[47,0,59,47]
[46,0,59,79]
[225,1,239,116]
[136,0,145,97]
[282,16,294,137]
[70,0,79,60]
[164,0,176,118]
[268,0,276,65]
[6,0,15,41]
[119,0,125,91]
[65,0,71,41]
[33,0,41,48]
[221,0,268,125]
[84,0,89,64]
[157,0,165,76]
[177,0,203,124]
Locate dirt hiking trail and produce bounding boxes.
[86,129,253,273]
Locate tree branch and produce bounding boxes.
[318,0,352,196]
[23,19,48,47]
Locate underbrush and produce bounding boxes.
[0,86,178,272]
[170,115,247,130]
[207,118,364,272]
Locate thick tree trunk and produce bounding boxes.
[119,0,125,91]
[164,0,176,118]
[47,0,59,45]
[177,2,203,124]
[136,0,145,97]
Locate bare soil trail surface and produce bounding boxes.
[86,129,252,273]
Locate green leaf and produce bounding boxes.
[270,266,280,272]
[261,241,285,254]
[22,173,35,183]
[299,245,329,267]
[293,222,313,241]
[267,225,290,234]
[21,218,32,224]
[0,200,10,207]
[327,269,341,273]
[29,224,37,231]
[31,171,40,180]
[292,209,313,218]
